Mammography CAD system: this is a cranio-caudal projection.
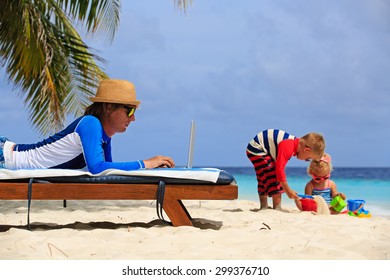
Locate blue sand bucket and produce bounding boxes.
[347,199,365,212]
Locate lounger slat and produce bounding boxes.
[0,182,237,200]
[0,181,238,227]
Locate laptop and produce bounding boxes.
[159,120,196,169]
[186,120,196,169]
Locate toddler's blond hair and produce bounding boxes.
[307,153,333,176]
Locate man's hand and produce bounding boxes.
[143,155,175,169]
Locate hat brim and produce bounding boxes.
[90,97,141,106]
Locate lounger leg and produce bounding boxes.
[178,200,192,220]
[163,199,193,227]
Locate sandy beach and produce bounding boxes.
[0,199,389,260]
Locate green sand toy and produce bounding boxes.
[330,195,347,212]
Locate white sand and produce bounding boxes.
[0,199,389,260]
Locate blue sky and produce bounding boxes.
[1,0,389,167]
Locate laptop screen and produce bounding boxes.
[186,120,196,169]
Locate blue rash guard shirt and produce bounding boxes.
[4,115,145,174]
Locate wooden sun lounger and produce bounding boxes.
[0,171,238,228]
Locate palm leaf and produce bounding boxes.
[0,0,190,135]
[0,0,116,135]
[57,0,120,41]
[174,0,193,13]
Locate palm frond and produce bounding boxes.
[57,0,120,42]
[174,0,193,13]
[0,0,114,135]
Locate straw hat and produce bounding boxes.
[90,79,141,106]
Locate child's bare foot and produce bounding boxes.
[272,204,292,212]
[250,206,272,212]
[273,203,282,210]
[274,206,293,213]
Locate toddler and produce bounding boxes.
[296,154,346,214]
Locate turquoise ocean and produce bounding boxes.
[218,167,390,217]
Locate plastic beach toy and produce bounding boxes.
[347,199,365,212]
[298,194,314,199]
[348,209,372,218]
[330,195,347,212]
[300,197,317,212]
[347,199,371,218]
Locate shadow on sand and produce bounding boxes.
[0,218,223,232]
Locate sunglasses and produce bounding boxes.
[123,105,136,117]
[311,174,330,183]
